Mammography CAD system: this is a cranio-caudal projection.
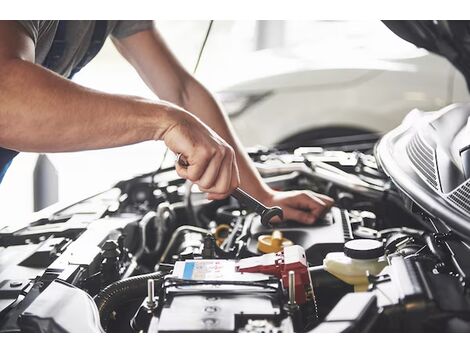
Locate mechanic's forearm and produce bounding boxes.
[0,59,174,153]
[181,78,271,198]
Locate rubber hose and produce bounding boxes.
[94,271,165,331]
[424,233,448,263]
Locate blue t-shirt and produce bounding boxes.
[0,148,19,183]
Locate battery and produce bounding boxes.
[151,259,290,332]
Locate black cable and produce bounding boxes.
[163,277,279,292]
[193,20,214,75]
[94,271,166,331]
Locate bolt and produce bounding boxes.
[288,270,296,305]
[146,279,156,309]
[204,306,218,313]
[202,318,217,328]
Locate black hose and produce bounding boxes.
[94,271,166,331]
[424,233,448,263]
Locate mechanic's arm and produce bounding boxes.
[0,21,239,197]
[113,26,334,224]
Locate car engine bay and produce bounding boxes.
[1,104,470,333]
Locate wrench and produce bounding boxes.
[231,187,283,226]
[176,153,283,226]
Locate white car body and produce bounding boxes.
[215,30,470,147]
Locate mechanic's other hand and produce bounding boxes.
[261,189,334,224]
[161,105,240,199]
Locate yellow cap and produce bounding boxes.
[257,230,293,253]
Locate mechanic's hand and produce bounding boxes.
[261,189,334,224]
[161,105,240,199]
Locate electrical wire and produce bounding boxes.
[193,20,214,75]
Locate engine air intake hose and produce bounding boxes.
[94,271,165,331]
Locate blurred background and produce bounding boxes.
[1,20,468,226]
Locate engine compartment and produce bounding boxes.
[1,109,470,332]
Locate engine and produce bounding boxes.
[2,106,470,333]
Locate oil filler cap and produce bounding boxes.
[258,230,293,254]
[344,239,384,260]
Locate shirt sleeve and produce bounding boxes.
[111,20,154,39]
[16,20,57,46]
[16,20,41,44]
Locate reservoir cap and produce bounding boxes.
[344,239,384,260]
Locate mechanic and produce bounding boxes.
[0,20,333,224]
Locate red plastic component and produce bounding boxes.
[237,245,311,304]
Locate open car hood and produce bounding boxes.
[376,103,470,239]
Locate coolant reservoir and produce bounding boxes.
[323,239,386,291]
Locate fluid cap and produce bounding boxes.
[258,230,293,254]
[344,239,384,260]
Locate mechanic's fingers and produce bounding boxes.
[206,162,240,201]
[175,163,189,180]
[207,192,230,201]
[284,207,318,224]
[185,150,212,182]
[208,146,236,195]
[267,213,284,224]
[293,192,327,217]
[231,160,240,189]
[300,191,326,207]
[175,151,207,183]
[315,193,335,207]
[200,156,231,195]
[195,146,225,190]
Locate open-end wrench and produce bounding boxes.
[176,153,283,226]
[231,187,283,226]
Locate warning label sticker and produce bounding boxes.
[173,259,270,284]
[177,260,236,281]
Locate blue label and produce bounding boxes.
[183,262,195,280]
